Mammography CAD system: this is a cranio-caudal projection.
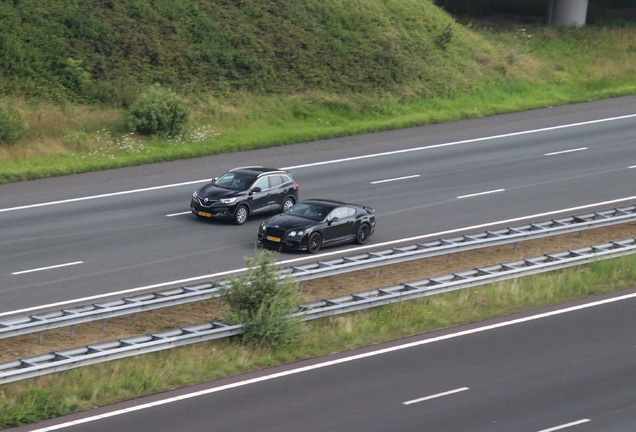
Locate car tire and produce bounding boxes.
[233,205,248,225]
[355,223,371,245]
[281,197,295,213]
[307,232,322,254]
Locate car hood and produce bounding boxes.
[197,184,243,199]
[265,214,316,231]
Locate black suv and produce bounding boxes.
[191,167,299,225]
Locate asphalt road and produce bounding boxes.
[19,288,636,432]
[2,96,636,315]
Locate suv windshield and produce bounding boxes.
[215,173,256,191]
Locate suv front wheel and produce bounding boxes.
[233,205,249,225]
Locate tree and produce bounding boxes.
[221,249,304,346]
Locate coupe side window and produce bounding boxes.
[329,207,347,220]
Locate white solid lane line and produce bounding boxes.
[544,147,588,156]
[402,387,469,405]
[371,175,420,184]
[29,290,631,432]
[457,189,505,199]
[536,419,591,432]
[0,179,209,214]
[2,114,636,215]
[5,193,636,319]
[629,165,636,169]
[281,114,636,170]
[12,261,84,275]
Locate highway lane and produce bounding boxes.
[2,96,636,314]
[20,288,636,432]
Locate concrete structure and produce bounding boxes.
[547,0,589,26]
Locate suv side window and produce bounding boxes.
[279,174,291,185]
[270,175,283,188]
[253,176,270,191]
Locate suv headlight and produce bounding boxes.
[220,198,237,204]
[192,190,199,198]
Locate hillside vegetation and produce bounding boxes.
[0,0,635,182]
[1,0,494,102]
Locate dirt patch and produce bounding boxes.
[1,223,635,361]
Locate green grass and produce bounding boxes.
[3,255,636,428]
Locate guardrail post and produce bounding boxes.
[70,325,75,339]
[101,319,106,332]
[446,253,451,263]
[132,313,137,325]
[514,242,519,252]
[38,331,43,345]
[375,266,380,278]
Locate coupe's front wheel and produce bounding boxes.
[307,232,322,254]
[355,223,371,245]
[282,197,295,213]
[233,205,248,225]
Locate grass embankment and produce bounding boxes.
[2,223,636,428]
[1,3,636,182]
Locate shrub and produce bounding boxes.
[128,84,190,136]
[221,249,305,347]
[0,104,26,143]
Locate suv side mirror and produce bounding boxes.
[251,187,262,194]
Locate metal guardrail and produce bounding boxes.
[0,322,242,384]
[284,204,636,280]
[2,236,636,384]
[298,236,636,319]
[0,283,223,340]
[2,204,636,340]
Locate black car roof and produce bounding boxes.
[229,166,289,177]
[300,199,347,210]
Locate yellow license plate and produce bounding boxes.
[199,211,212,217]
[267,236,281,242]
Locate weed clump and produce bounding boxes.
[0,104,26,144]
[221,250,305,347]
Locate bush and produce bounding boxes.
[128,84,190,136]
[0,104,26,143]
[221,249,305,347]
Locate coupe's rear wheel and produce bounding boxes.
[355,223,371,245]
[233,205,248,225]
[282,197,295,213]
[307,232,322,254]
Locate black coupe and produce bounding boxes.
[258,199,376,253]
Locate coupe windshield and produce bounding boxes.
[286,203,328,221]
[214,173,256,191]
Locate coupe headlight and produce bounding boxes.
[220,198,237,204]
[288,230,304,237]
[259,223,265,234]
